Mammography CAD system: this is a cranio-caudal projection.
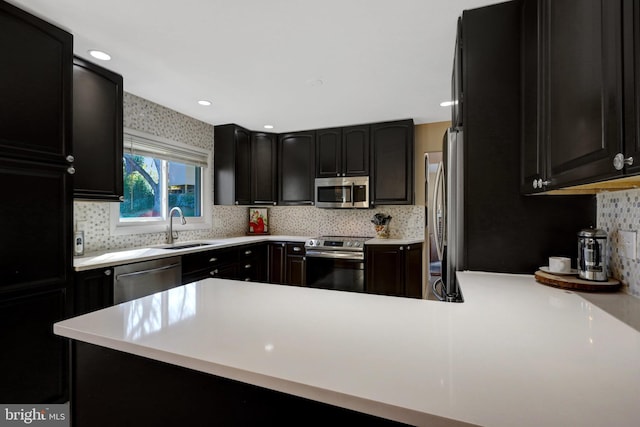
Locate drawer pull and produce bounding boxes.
[244,278,251,282]
[209,257,218,263]
[210,269,219,276]
[244,264,252,269]
[244,250,252,255]
[293,247,302,252]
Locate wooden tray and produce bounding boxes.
[534,270,621,292]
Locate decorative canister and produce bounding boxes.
[577,228,608,281]
[371,213,392,239]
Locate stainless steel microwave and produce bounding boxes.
[314,176,369,209]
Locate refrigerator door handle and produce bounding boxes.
[432,162,445,261]
[432,277,446,301]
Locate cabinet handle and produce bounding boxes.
[210,269,219,276]
[209,257,218,263]
[245,278,251,282]
[244,264,252,269]
[613,153,634,170]
[104,269,112,276]
[400,246,404,251]
[118,196,125,202]
[534,178,551,189]
[67,166,76,175]
[293,246,302,252]
[235,201,239,205]
[244,250,252,255]
[66,155,75,163]
[273,202,277,206]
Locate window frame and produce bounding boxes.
[110,128,212,236]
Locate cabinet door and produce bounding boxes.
[521,0,546,194]
[73,57,124,201]
[74,268,114,315]
[365,245,404,296]
[316,127,342,177]
[370,120,414,205]
[0,2,72,164]
[214,124,251,205]
[542,0,623,187]
[0,158,72,292]
[342,125,369,176]
[268,243,287,284]
[623,0,640,175]
[0,287,68,403]
[278,131,315,205]
[286,242,306,286]
[404,244,423,299]
[286,256,306,286]
[235,127,252,205]
[251,132,277,204]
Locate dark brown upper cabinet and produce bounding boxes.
[251,132,278,205]
[316,125,369,177]
[0,1,72,165]
[370,119,414,205]
[278,130,315,205]
[214,124,252,205]
[73,56,124,201]
[522,0,628,193]
[623,0,640,176]
[215,125,277,205]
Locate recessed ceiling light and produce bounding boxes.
[88,50,111,61]
[264,125,274,129]
[440,100,458,107]
[197,100,212,106]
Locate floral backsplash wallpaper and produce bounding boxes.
[597,188,640,297]
[74,92,424,254]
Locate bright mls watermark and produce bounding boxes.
[0,405,68,427]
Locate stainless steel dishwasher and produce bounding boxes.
[113,256,182,304]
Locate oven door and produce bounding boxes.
[305,250,365,293]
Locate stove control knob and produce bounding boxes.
[354,242,360,247]
[346,241,352,247]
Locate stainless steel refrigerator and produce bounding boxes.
[429,1,596,302]
[429,128,464,302]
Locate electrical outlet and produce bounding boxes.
[618,230,637,260]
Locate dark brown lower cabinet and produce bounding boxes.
[286,242,306,286]
[0,287,68,403]
[365,244,423,298]
[74,268,114,315]
[71,341,409,426]
[268,242,306,286]
[182,243,267,284]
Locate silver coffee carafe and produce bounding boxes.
[577,228,608,281]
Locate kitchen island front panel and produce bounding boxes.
[54,272,640,426]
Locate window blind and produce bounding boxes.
[123,131,209,167]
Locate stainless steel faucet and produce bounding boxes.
[167,206,186,244]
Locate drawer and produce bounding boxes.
[286,242,305,256]
[182,248,237,275]
[238,243,266,260]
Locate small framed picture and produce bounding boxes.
[248,207,269,234]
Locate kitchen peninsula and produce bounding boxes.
[55,272,640,427]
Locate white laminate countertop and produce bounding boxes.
[54,271,640,426]
[73,235,424,271]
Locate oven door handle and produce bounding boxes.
[305,250,364,260]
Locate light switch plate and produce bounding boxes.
[618,230,637,260]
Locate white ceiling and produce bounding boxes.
[9,0,498,133]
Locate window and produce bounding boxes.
[111,129,211,235]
